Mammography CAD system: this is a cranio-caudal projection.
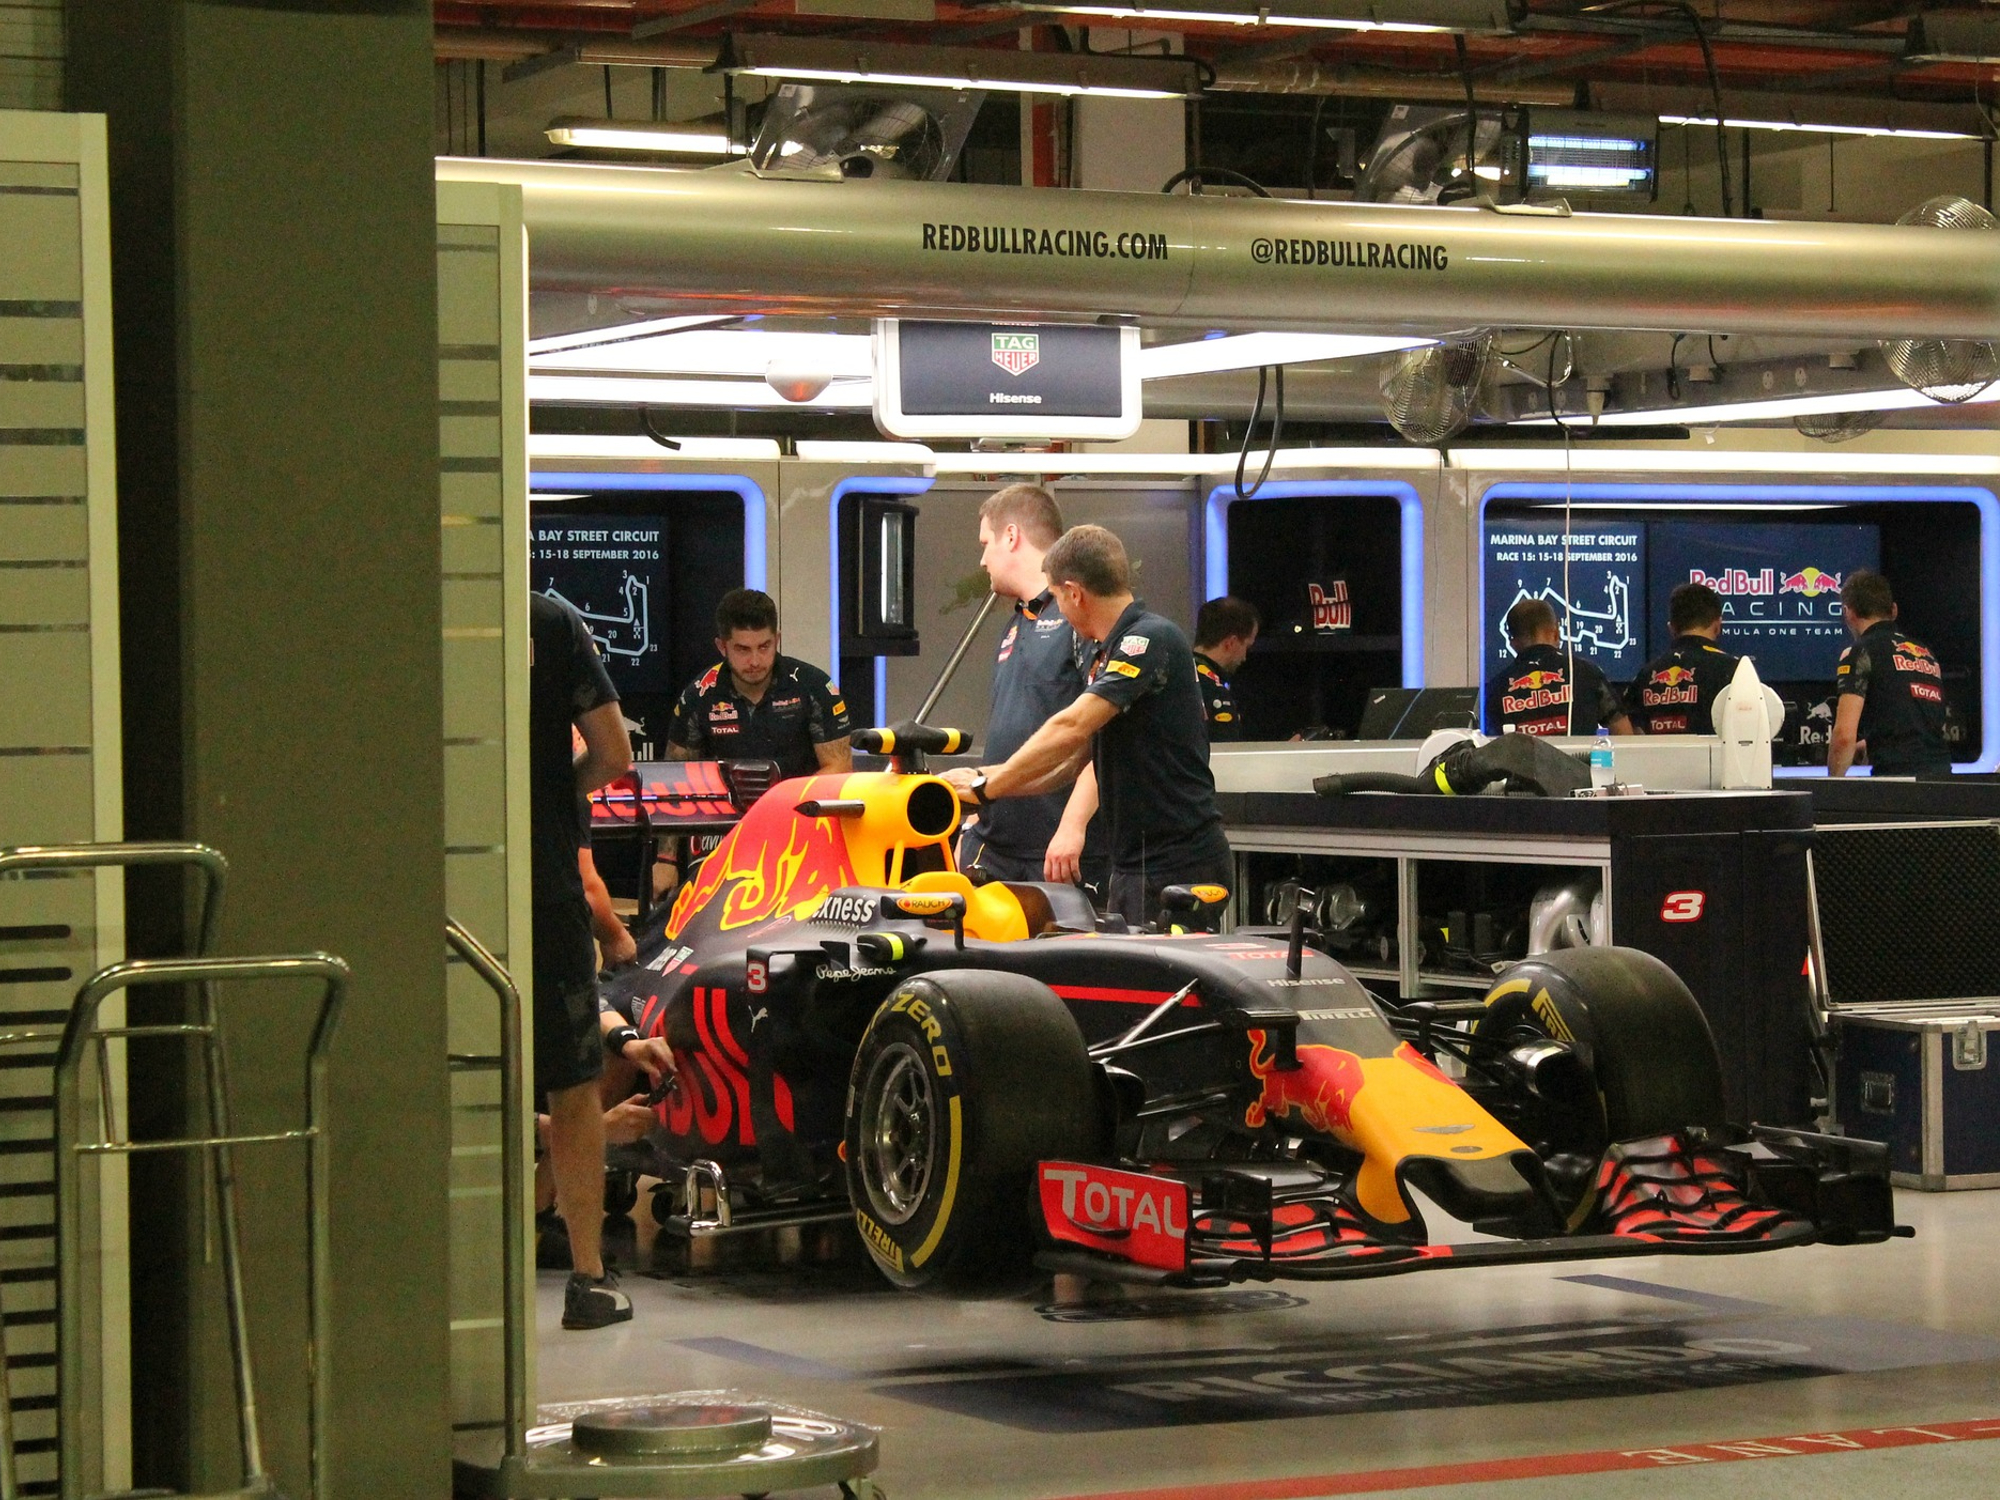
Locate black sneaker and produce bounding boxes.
[562,1268,632,1330]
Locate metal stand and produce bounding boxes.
[444,921,882,1500]
[0,843,348,1500]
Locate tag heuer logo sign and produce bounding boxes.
[991,332,1041,376]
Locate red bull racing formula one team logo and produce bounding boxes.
[1245,1032,1368,1137]
[991,331,1041,376]
[1780,566,1843,598]
[1643,664,1698,707]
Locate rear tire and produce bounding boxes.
[1479,946,1728,1140]
[844,970,1101,1296]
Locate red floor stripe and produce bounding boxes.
[1048,1416,2000,1500]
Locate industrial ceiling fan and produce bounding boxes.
[1879,195,2000,405]
[1357,106,1509,205]
[749,82,983,182]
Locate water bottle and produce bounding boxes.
[1589,734,1615,791]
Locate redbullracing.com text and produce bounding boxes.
[922,222,1171,261]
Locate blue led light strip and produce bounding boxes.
[1479,481,2000,774]
[529,470,769,590]
[1204,480,1427,689]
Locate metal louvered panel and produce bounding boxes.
[436,185,533,1436]
[0,115,124,1497]
[0,4,64,114]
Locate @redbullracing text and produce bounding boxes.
[1251,237,1449,271]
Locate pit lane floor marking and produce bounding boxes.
[1044,1416,2000,1500]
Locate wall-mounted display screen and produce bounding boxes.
[873,319,1142,441]
[531,513,672,693]
[1482,520,1647,679]
[1482,516,1881,686]
[1650,521,1878,681]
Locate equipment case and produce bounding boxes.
[1813,822,2000,1190]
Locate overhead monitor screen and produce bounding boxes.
[1482,519,1647,680]
[531,513,672,694]
[873,319,1142,441]
[1650,521,1879,681]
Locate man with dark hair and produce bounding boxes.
[1192,596,1260,741]
[1624,582,1737,734]
[667,587,851,779]
[1830,569,1950,777]
[956,485,1106,892]
[529,591,635,1328]
[943,525,1230,927]
[1483,597,1634,737]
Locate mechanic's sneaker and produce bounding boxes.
[562,1268,632,1330]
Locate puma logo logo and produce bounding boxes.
[750,1006,770,1031]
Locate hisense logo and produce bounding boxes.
[992,331,1041,376]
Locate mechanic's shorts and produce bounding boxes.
[532,899,603,1098]
[957,827,1109,898]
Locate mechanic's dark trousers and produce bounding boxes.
[1106,857,1233,931]
[957,827,1108,902]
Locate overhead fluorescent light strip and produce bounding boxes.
[545,121,743,154]
[1658,113,1979,141]
[526,316,736,357]
[716,35,1202,100]
[1139,332,1429,379]
[1519,385,2000,428]
[1012,0,1514,32]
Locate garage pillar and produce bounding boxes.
[64,4,448,1497]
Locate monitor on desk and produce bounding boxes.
[1358,686,1480,739]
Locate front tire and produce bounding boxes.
[1480,946,1728,1141]
[844,970,1101,1296]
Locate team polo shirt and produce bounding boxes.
[1624,635,1738,735]
[529,593,619,907]
[1083,601,1228,873]
[972,591,1099,864]
[1837,621,1950,775]
[1194,652,1242,741]
[668,655,851,780]
[1483,643,1625,737]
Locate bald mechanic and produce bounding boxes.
[943,525,1230,927]
[954,483,1105,894]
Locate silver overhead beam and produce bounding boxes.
[437,157,2000,342]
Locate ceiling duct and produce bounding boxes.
[436,159,2000,343]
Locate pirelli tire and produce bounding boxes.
[844,970,1100,1296]
[1479,946,1729,1141]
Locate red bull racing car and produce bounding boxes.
[607,724,1902,1295]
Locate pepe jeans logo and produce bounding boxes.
[991,332,1041,376]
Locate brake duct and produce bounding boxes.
[439,157,2000,342]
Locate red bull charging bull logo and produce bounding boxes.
[1245,1031,1368,1137]
[1779,566,1842,598]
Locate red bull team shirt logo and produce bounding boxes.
[991,332,1040,376]
[1644,664,1698,707]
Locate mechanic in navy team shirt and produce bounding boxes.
[528,592,634,1329]
[1829,569,1951,777]
[1192,596,1260,741]
[666,588,852,780]
[943,524,1230,928]
[953,483,1107,894]
[1483,597,1634,738]
[1624,582,1738,734]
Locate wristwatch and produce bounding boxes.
[966,772,992,807]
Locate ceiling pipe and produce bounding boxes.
[437,157,2000,341]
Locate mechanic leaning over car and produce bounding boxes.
[954,483,1108,896]
[1483,596,1635,738]
[1623,581,1738,734]
[944,523,1232,928]
[667,588,853,780]
[528,591,635,1330]
[1829,568,1951,777]
[1192,595,1260,742]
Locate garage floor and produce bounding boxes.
[535,1189,2000,1499]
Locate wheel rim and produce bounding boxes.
[858,1042,938,1226]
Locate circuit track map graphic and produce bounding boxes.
[532,514,669,691]
[1500,575,1636,658]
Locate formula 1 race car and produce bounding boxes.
[605,724,1904,1295]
